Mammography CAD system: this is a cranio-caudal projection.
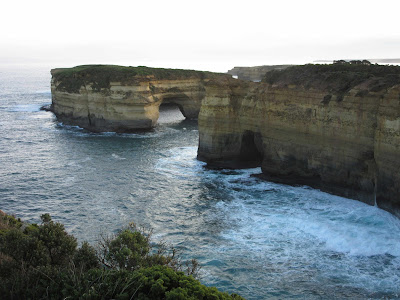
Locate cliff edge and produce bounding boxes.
[198,63,400,216]
[227,65,293,81]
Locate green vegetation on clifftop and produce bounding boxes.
[52,65,227,94]
[0,212,244,300]
[262,62,400,96]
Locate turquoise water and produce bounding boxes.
[1,65,400,299]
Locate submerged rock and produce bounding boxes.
[39,104,53,112]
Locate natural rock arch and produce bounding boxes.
[157,92,200,120]
[50,65,219,132]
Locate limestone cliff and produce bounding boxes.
[50,64,400,216]
[227,65,293,81]
[51,65,229,132]
[198,64,400,216]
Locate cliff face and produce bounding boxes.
[198,64,400,216]
[51,65,228,132]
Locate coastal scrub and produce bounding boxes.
[0,212,244,300]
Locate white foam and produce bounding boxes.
[111,153,126,160]
[34,90,51,94]
[154,146,400,295]
[65,157,92,169]
[57,122,84,130]
[62,176,76,186]
[155,146,205,179]
[8,104,41,112]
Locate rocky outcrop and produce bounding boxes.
[51,65,229,132]
[198,64,400,216]
[227,65,293,81]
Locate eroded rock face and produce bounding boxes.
[198,65,400,216]
[51,65,228,132]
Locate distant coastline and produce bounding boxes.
[314,58,400,64]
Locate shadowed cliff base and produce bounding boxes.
[201,130,264,169]
[198,62,400,217]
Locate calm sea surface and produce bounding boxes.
[1,65,400,299]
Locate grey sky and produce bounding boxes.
[1,0,399,72]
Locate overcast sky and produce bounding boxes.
[1,0,399,72]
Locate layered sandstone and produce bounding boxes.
[198,64,400,216]
[51,65,228,132]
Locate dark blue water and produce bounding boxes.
[1,65,400,299]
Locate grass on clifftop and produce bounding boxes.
[262,61,400,96]
[52,65,225,93]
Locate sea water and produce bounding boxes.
[1,65,399,299]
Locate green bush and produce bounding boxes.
[0,212,22,233]
[0,213,244,300]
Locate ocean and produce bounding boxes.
[1,65,400,299]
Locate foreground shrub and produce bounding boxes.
[60,266,243,300]
[0,213,244,300]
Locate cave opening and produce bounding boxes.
[239,130,264,167]
[158,102,185,124]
